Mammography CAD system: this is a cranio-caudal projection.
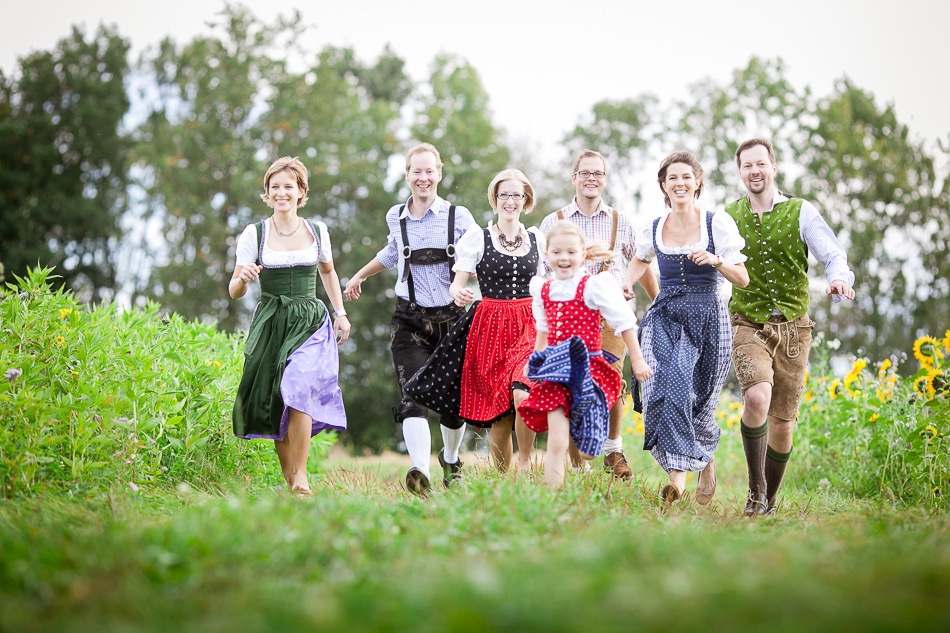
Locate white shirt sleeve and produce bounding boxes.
[314,220,333,264]
[235,224,259,267]
[529,276,548,332]
[799,199,855,290]
[585,272,638,334]
[711,211,747,264]
[452,223,485,273]
[634,221,657,262]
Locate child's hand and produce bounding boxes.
[631,358,653,382]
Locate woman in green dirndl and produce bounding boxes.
[229,156,350,495]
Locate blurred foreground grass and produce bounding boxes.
[1,454,948,633]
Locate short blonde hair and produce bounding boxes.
[405,143,443,172]
[260,156,309,208]
[487,168,536,213]
[571,149,608,175]
[545,221,611,262]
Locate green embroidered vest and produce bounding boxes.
[726,196,809,323]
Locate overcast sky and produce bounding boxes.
[3,0,948,168]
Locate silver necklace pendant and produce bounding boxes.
[273,218,302,237]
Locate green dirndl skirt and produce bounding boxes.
[232,264,341,439]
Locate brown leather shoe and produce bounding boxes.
[405,468,431,498]
[603,451,633,480]
[696,457,717,505]
[743,489,768,517]
[660,482,683,503]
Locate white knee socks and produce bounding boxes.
[402,417,431,478]
[440,424,466,464]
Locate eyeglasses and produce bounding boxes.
[496,193,527,201]
[574,170,606,180]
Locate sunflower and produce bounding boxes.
[925,368,945,398]
[829,378,842,399]
[844,358,867,390]
[913,336,944,368]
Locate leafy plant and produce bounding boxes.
[0,267,336,498]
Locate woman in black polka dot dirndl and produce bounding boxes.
[404,169,545,474]
[626,151,749,505]
[518,222,653,490]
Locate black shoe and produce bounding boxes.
[438,448,463,489]
[766,497,778,515]
[744,490,768,517]
[406,468,431,498]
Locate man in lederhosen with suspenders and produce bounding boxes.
[539,149,659,479]
[345,143,475,497]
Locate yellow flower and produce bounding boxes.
[943,330,950,354]
[844,358,867,391]
[829,378,841,399]
[214,361,222,367]
[875,385,893,402]
[914,375,930,399]
[869,413,880,423]
[877,358,892,380]
[55,335,65,346]
[913,336,943,368]
[60,308,73,319]
[803,390,813,402]
[924,369,944,398]
[922,425,938,441]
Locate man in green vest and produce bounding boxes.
[726,138,855,517]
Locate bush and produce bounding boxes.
[0,267,336,498]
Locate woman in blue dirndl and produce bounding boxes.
[627,152,749,504]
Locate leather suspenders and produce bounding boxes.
[399,204,457,308]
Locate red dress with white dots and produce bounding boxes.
[518,275,622,434]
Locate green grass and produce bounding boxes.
[1,267,949,632]
[2,450,949,633]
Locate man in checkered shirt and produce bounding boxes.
[539,149,659,480]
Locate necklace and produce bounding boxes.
[497,229,523,252]
[272,217,302,237]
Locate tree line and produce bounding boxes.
[2,4,947,451]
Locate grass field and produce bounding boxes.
[2,440,948,633]
[2,269,947,632]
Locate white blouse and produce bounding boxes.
[634,209,747,265]
[452,222,546,276]
[235,219,333,267]
[529,271,638,336]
